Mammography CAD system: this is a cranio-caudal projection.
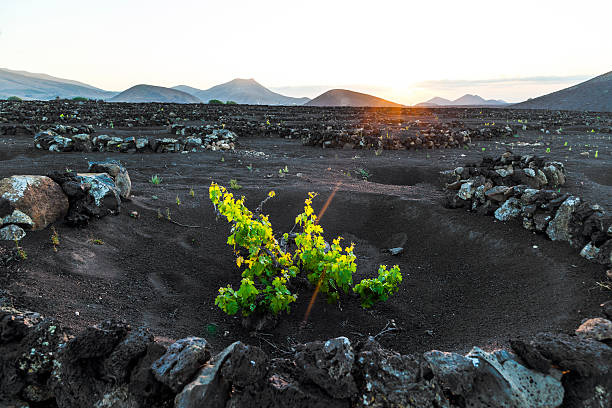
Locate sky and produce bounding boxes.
[1,0,611,104]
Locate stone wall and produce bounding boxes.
[33,125,237,153]
[1,305,610,408]
[442,152,612,268]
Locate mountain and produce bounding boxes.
[416,94,507,107]
[511,71,612,112]
[417,96,453,107]
[305,89,404,107]
[173,79,310,105]
[109,84,202,104]
[0,68,116,100]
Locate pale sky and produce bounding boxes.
[1,0,611,104]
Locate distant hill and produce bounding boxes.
[305,89,404,107]
[416,94,507,107]
[511,71,612,112]
[173,79,310,105]
[109,84,202,103]
[0,68,116,100]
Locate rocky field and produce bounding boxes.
[0,101,611,407]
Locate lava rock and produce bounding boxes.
[152,337,211,393]
[0,224,26,241]
[88,160,132,200]
[575,318,612,342]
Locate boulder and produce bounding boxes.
[76,173,121,216]
[88,160,132,200]
[174,341,240,408]
[71,133,93,152]
[152,337,211,393]
[294,337,357,399]
[355,337,443,407]
[485,186,511,202]
[464,347,564,408]
[1,209,34,229]
[0,176,68,230]
[494,197,522,221]
[523,332,612,408]
[547,196,581,243]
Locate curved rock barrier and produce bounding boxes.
[442,152,612,268]
[0,160,128,238]
[0,306,610,407]
[34,126,237,153]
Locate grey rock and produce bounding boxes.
[580,242,601,261]
[76,173,121,216]
[465,347,564,408]
[424,350,476,395]
[458,181,476,200]
[174,341,240,408]
[294,337,357,399]
[485,186,511,202]
[152,337,211,393]
[575,318,612,341]
[495,197,522,221]
[0,224,26,240]
[1,209,33,229]
[88,160,131,200]
[547,196,581,243]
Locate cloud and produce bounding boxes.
[414,75,591,89]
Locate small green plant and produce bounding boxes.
[229,179,242,190]
[221,157,225,162]
[176,195,181,206]
[546,147,551,153]
[357,168,371,181]
[166,208,171,221]
[157,209,163,219]
[209,183,401,317]
[189,188,195,197]
[353,265,402,308]
[14,239,27,260]
[50,227,60,252]
[246,164,253,172]
[150,174,162,185]
[92,238,104,245]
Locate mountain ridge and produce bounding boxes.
[109,84,201,103]
[511,71,612,112]
[305,89,404,107]
[173,78,310,105]
[416,94,507,107]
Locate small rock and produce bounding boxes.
[494,197,522,221]
[152,337,211,393]
[0,224,26,240]
[576,318,612,341]
[0,209,34,229]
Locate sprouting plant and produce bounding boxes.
[357,168,371,181]
[209,183,401,316]
[50,227,60,252]
[481,147,486,152]
[546,147,551,153]
[189,188,195,198]
[166,208,171,221]
[374,148,383,156]
[246,164,253,172]
[353,265,403,308]
[92,238,104,245]
[157,209,163,219]
[14,239,27,260]
[176,195,181,206]
[150,174,162,185]
[564,141,568,146]
[221,157,225,163]
[229,179,242,190]
[595,151,599,159]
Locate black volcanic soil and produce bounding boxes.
[1,106,611,357]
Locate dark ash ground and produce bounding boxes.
[1,105,610,357]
